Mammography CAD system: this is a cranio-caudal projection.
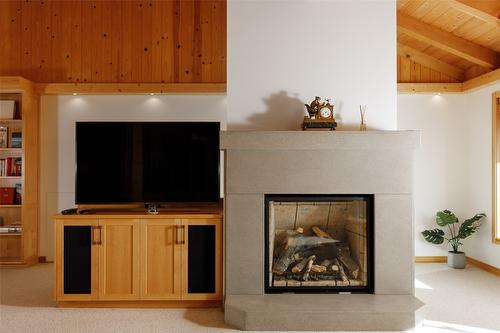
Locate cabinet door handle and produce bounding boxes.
[176,225,186,245]
[97,226,102,245]
[92,226,98,245]
[181,225,186,245]
[175,226,180,244]
[92,226,102,245]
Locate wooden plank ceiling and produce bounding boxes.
[0,0,226,84]
[397,0,500,83]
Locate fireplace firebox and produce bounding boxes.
[265,194,374,293]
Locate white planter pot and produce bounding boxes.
[448,251,466,269]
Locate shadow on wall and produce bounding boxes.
[229,90,305,130]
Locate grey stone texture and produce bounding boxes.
[225,294,424,331]
[221,131,422,330]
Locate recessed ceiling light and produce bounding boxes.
[150,93,155,96]
[72,93,78,96]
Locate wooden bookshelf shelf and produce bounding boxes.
[0,119,22,125]
[0,257,23,264]
[0,148,22,152]
[0,77,39,267]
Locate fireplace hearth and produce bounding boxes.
[265,194,373,293]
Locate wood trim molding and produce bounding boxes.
[397,13,500,68]
[0,76,35,93]
[398,68,500,93]
[397,44,465,81]
[462,68,500,92]
[415,256,447,263]
[397,83,463,93]
[492,91,500,245]
[466,257,500,276]
[414,256,500,276]
[35,83,227,95]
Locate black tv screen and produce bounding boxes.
[76,122,220,204]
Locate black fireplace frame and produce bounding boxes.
[264,194,375,294]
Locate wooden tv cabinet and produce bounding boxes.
[54,207,222,308]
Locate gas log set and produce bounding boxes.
[272,226,364,287]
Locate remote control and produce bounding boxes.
[79,209,96,215]
[61,208,77,215]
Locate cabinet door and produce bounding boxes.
[98,219,140,300]
[140,219,181,300]
[181,218,222,300]
[55,219,99,301]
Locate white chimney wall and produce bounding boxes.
[227,0,397,130]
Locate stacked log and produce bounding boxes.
[272,225,363,286]
[291,255,316,273]
[272,234,338,274]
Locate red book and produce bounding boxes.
[6,157,11,176]
[0,187,15,204]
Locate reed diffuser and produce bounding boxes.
[359,105,367,131]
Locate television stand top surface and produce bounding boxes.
[55,202,223,220]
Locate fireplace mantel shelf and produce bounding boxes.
[220,130,420,150]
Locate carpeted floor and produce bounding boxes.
[0,263,499,332]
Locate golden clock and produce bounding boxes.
[303,97,337,130]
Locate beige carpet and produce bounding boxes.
[0,263,499,333]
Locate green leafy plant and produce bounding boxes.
[422,210,486,253]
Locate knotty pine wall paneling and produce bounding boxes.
[0,0,227,84]
[397,55,458,83]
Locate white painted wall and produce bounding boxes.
[39,95,227,260]
[227,0,397,130]
[398,82,500,268]
[465,84,500,268]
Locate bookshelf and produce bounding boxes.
[0,77,39,266]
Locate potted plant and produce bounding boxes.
[422,210,485,269]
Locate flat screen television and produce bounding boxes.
[75,122,220,204]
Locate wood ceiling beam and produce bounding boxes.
[464,65,490,80]
[398,12,500,69]
[462,67,500,91]
[397,43,465,81]
[452,0,500,23]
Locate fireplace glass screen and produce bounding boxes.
[265,195,373,293]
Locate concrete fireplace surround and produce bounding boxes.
[220,131,424,331]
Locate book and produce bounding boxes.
[14,158,21,176]
[5,157,11,176]
[0,187,15,204]
[0,224,22,233]
[0,158,22,177]
[11,132,21,148]
[0,127,7,148]
[15,183,22,205]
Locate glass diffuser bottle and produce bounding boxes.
[359,105,367,131]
